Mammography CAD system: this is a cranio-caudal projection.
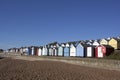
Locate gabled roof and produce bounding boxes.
[47,42,59,48]
[66,41,78,47]
[65,42,70,47]
[75,41,90,47]
[85,40,94,45]
[61,43,66,47]
[65,40,87,47]
[85,40,94,42]
[110,37,120,41]
[99,38,110,43]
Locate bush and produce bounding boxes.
[104,50,120,60]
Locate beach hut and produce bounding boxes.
[38,47,42,56]
[42,46,48,56]
[64,43,70,57]
[22,47,26,53]
[34,47,39,56]
[47,42,58,56]
[24,47,29,55]
[108,38,120,49]
[31,46,35,55]
[95,45,114,58]
[48,44,54,56]
[26,47,29,53]
[70,42,76,57]
[76,41,86,57]
[84,45,95,57]
[20,47,23,53]
[58,44,64,56]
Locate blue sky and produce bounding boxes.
[0,0,120,49]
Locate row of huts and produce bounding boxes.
[8,37,120,58]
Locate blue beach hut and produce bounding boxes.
[76,41,85,57]
[64,43,70,57]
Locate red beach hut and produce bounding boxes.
[95,45,114,58]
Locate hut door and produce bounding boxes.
[58,47,62,56]
[64,47,69,57]
[87,47,92,57]
[98,47,103,57]
[49,48,52,56]
[32,48,34,55]
[38,49,41,56]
